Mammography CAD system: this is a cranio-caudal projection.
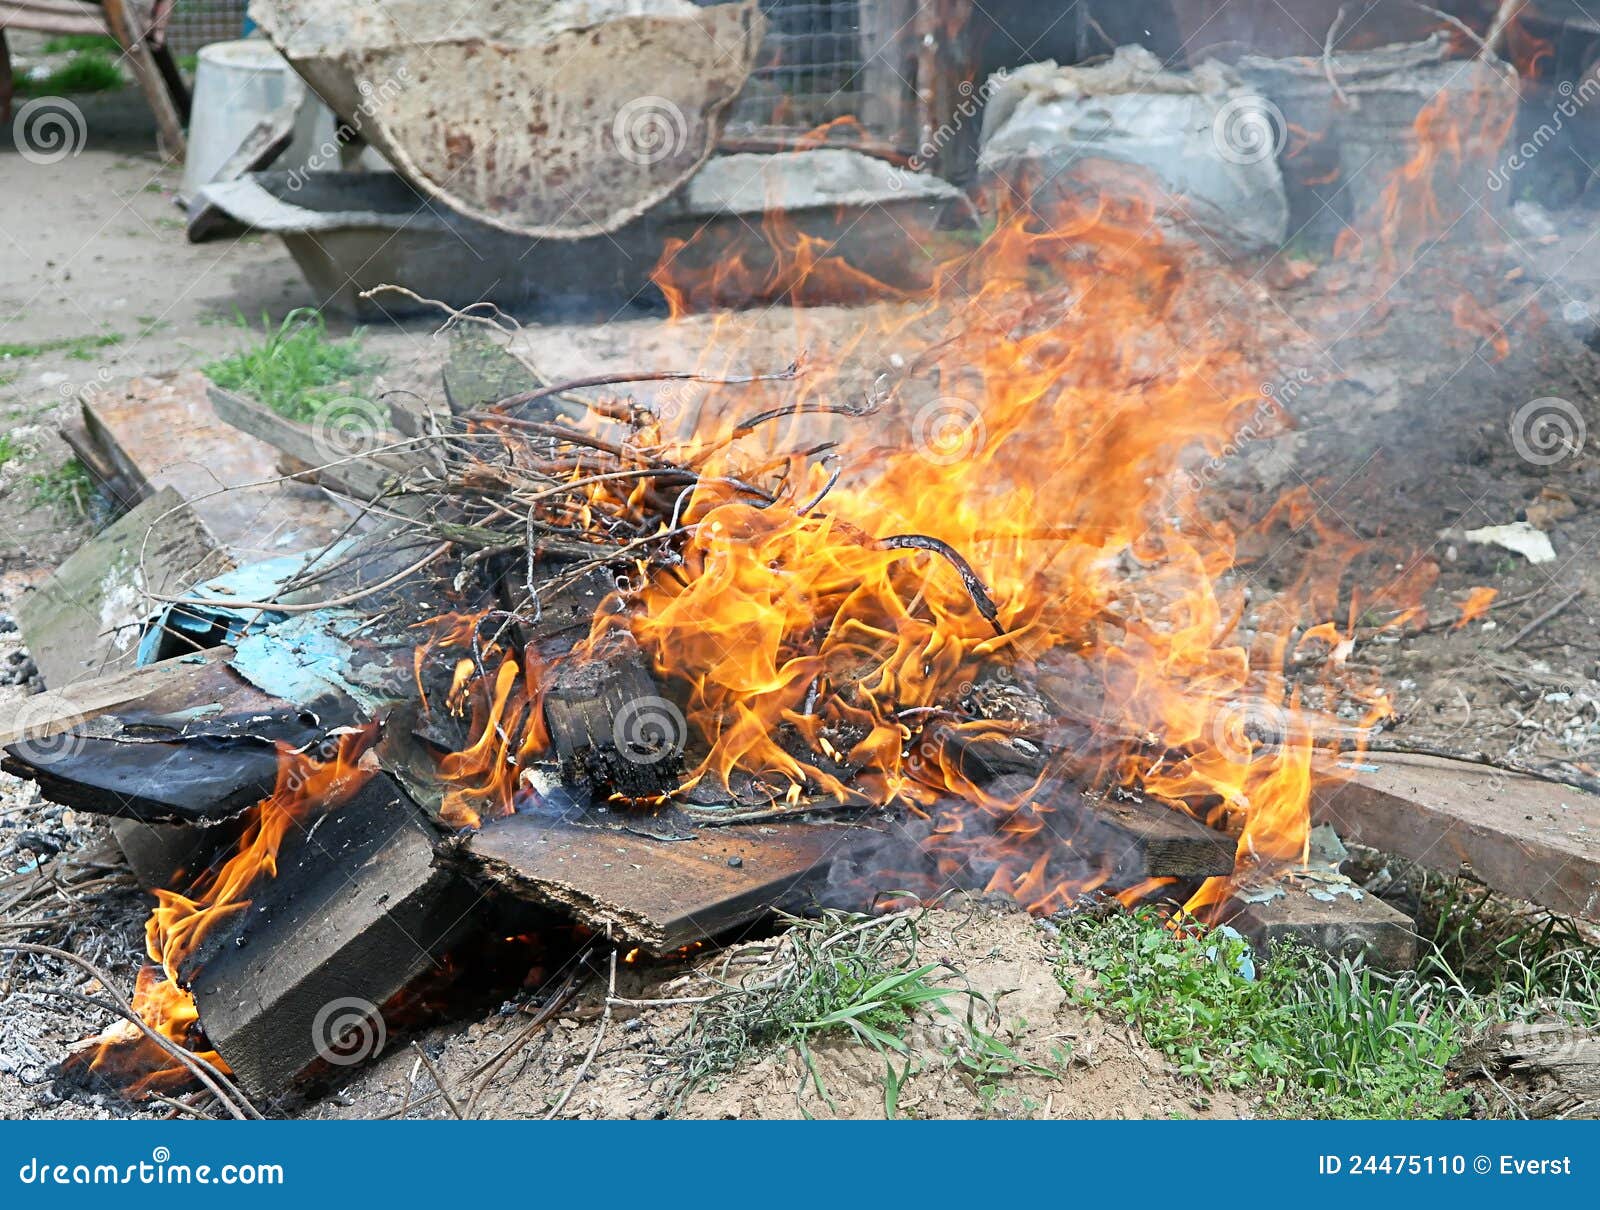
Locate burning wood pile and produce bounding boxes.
[8,20,1600,1119]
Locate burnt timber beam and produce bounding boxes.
[179,774,478,1101]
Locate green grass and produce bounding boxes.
[0,332,121,361]
[203,309,382,423]
[17,51,123,95]
[664,909,1036,1116]
[30,459,95,519]
[1056,906,1467,1118]
[41,34,119,54]
[0,433,23,469]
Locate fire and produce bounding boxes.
[418,173,1401,916]
[71,727,379,1095]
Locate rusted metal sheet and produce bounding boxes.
[249,0,765,239]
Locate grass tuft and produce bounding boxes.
[664,909,1035,1116]
[30,459,95,519]
[1056,906,1465,1118]
[203,308,382,423]
[18,51,123,95]
[0,333,121,362]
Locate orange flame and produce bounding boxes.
[72,726,379,1095]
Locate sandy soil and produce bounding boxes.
[4,86,1600,1121]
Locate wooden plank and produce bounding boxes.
[81,371,347,564]
[15,486,232,689]
[464,810,858,953]
[180,774,477,1098]
[1312,752,1600,924]
[1,657,352,824]
[206,383,423,503]
[1453,1022,1600,1119]
[1224,884,1418,971]
[0,649,227,749]
[938,729,1238,881]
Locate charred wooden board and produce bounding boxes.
[1,658,354,824]
[180,774,478,1100]
[463,808,855,953]
[544,628,681,800]
[0,649,228,750]
[1312,752,1600,925]
[17,486,233,689]
[940,729,1238,882]
[1224,883,1417,971]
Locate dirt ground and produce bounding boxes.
[4,86,1600,1120]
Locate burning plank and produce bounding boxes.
[177,774,478,1099]
[2,657,353,824]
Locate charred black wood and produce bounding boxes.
[543,626,681,801]
[179,773,478,1099]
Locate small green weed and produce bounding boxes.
[1056,906,1466,1118]
[203,308,382,423]
[30,459,95,519]
[664,909,1036,1116]
[0,332,121,361]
